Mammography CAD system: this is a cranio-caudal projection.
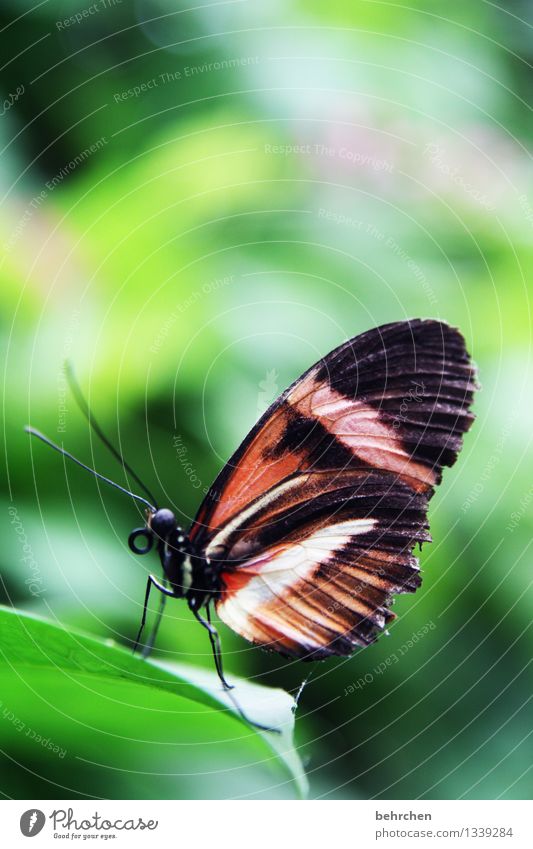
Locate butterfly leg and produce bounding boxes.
[133,574,175,656]
[191,603,234,690]
[140,577,169,658]
[191,602,280,734]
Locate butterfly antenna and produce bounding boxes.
[25,426,156,512]
[64,361,158,510]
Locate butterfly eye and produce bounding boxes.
[150,508,177,539]
[128,528,154,555]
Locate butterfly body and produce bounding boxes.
[26,319,477,731]
[26,319,478,728]
[129,510,221,611]
[125,319,477,664]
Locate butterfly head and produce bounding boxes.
[128,508,183,555]
[149,508,178,540]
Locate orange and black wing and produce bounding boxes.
[188,319,477,659]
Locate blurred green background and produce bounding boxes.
[1,0,531,800]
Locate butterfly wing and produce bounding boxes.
[188,319,477,658]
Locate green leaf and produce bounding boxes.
[0,607,307,799]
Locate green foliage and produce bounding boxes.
[0,607,306,799]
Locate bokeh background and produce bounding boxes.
[1,0,532,800]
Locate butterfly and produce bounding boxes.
[28,319,477,723]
